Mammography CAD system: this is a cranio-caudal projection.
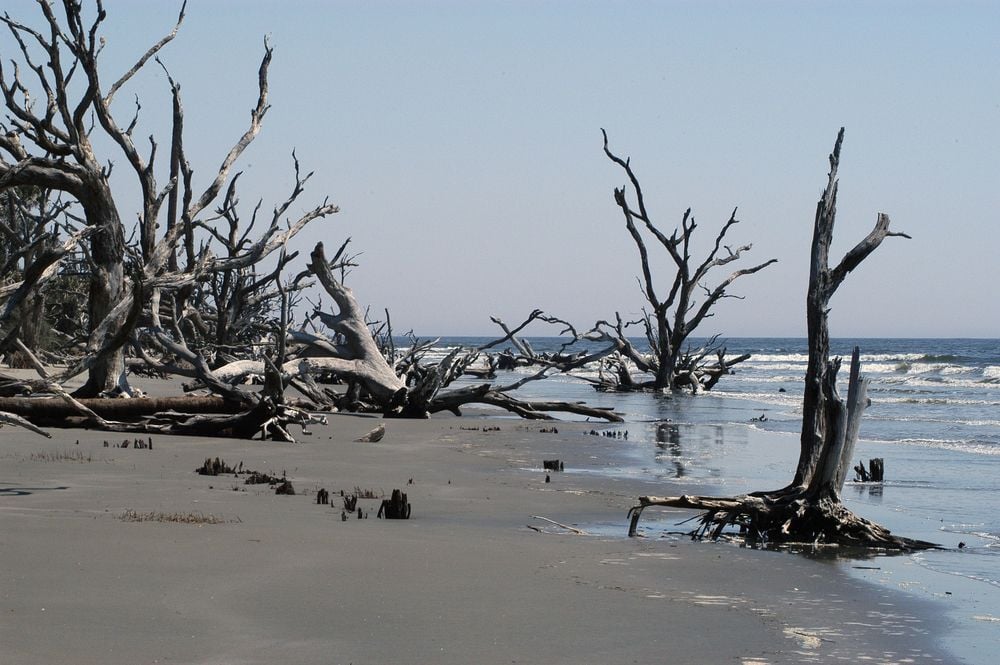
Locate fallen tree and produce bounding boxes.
[626,129,933,550]
[0,3,624,438]
[0,1,335,393]
[299,243,623,422]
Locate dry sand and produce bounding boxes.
[1,398,954,664]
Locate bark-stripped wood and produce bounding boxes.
[300,244,621,421]
[0,395,243,420]
[1,2,336,399]
[626,129,928,550]
[307,242,406,402]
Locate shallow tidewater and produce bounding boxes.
[0,411,955,664]
[429,336,1000,663]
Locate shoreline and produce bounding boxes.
[1,410,959,664]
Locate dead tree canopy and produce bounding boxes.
[627,129,931,550]
[0,1,337,440]
[592,130,776,394]
[0,2,336,403]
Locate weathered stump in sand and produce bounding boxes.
[854,458,884,483]
[377,489,411,519]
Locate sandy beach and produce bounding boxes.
[1,393,955,665]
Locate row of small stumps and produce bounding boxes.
[196,457,412,520]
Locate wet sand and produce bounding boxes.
[1,400,954,664]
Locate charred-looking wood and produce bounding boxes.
[274,480,295,495]
[196,457,238,476]
[377,489,411,519]
[854,458,884,483]
[627,129,931,550]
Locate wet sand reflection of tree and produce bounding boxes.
[656,423,685,478]
[654,422,728,479]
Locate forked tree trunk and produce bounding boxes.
[792,130,903,496]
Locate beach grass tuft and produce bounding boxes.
[30,450,93,463]
[116,509,240,525]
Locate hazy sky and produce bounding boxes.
[5,1,999,337]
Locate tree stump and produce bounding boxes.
[853,458,885,483]
[377,489,411,519]
[869,458,884,482]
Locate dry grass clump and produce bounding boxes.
[30,450,92,463]
[116,509,240,525]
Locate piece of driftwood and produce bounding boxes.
[529,515,587,535]
[0,396,245,422]
[377,489,411,519]
[0,410,51,438]
[355,424,385,442]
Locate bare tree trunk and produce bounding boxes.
[792,129,908,494]
[75,185,126,396]
[625,129,928,549]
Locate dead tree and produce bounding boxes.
[0,2,336,399]
[0,1,335,371]
[299,242,622,422]
[0,2,339,439]
[0,1,168,394]
[0,187,71,365]
[596,130,776,393]
[626,129,933,550]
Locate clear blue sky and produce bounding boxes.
[6,1,999,337]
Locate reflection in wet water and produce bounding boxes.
[653,422,732,481]
[848,482,884,501]
[655,422,685,478]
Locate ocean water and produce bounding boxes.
[421,336,1000,660]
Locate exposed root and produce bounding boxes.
[627,492,937,551]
